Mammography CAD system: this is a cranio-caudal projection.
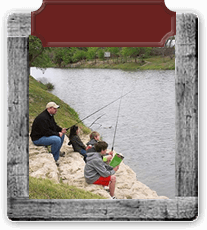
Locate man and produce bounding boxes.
[30,102,67,165]
[84,141,119,199]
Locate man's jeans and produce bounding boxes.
[33,134,65,161]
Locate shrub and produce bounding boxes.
[45,82,54,91]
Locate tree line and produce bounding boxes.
[29,35,175,68]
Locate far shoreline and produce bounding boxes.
[30,55,175,71]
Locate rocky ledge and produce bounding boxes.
[29,135,168,199]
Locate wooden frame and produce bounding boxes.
[7,13,198,221]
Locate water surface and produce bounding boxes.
[31,68,175,198]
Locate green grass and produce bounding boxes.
[78,55,175,71]
[29,75,91,134]
[29,176,106,199]
[139,56,175,70]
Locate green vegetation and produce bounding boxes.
[79,55,175,70]
[138,56,175,70]
[29,75,91,134]
[29,176,106,199]
[29,35,175,70]
[45,82,55,91]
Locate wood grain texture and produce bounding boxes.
[7,13,31,37]
[7,37,29,199]
[175,14,198,197]
[7,13,198,221]
[7,197,198,221]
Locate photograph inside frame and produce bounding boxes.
[29,39,176,200]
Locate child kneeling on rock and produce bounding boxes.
[84,141,119,199]
[86,131,113,164]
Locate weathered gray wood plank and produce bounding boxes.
[7,37,29,199]
[7,13,31,37]
[175,14,198,197]
[7,198,198,221]
[7,13,198,221]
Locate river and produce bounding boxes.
[30,68,175,199]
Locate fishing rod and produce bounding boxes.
[111,89,123,152]
[66,89,133,131]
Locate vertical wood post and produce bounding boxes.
[7,37,29,198]
[7,13,198,221]
[175,14,198,196]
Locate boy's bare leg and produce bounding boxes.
[109,175,116,197]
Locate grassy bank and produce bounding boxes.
[34,55,175,71]
[78,56,175,71]
[29,76,103,199]
[139,56,175,70]
[29,177,105,199]
[29,75,91,134]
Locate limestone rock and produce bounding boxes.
[29,139,59,183]
[29,135,168,199]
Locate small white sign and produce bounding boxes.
[104,52,111,58]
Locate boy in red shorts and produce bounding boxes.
[84,141,119,199]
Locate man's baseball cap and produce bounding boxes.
[46,102,60,109]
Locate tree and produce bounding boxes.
[140,47,152,60]
[107,47,120,63]
[87,47,98,64]
[53,48,64,67]
[97,49,105,61]
[128,47,140,63]
[53,47,74,67]
[72,48,87,63]
[29,35,51,67]
[121,47,131,63]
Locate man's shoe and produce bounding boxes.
[60,151,65,157]
[55,160,60,166]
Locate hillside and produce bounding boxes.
[29,75,91,134]
[29,176,105,199]
[29,75,103,199]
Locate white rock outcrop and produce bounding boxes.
[29,135,168,199]
[29,142,59,183]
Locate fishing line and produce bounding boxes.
[111,88,124,152]
[88,114,105,128]
[66,89,133,131]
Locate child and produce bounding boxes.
[86,131,113,163]
[68,125,87,162]
[84,141,119,199]
[86,131,100,152]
